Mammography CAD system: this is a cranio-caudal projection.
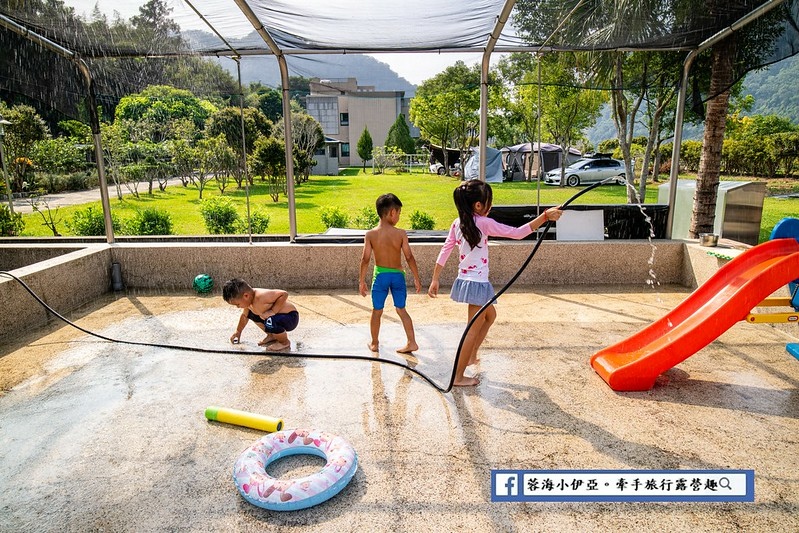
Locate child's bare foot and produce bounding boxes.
[268,341,290,351]
[396,342,418,354]
[258,334,277,346]
[467,356,480,366]
[453,375,480,387]
[367,341,379,352]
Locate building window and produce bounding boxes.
[341,143,350,157]
[329,145,338,158]
[340,113,349,126]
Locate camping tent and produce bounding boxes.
[501,143,583,182]
[464,147,503,183]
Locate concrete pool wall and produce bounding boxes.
[0,239,730,342]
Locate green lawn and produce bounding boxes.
[760,196,799,242]
[18,168,795,241]
[19,169,656,236]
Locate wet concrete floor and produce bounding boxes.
[1,286,798,531]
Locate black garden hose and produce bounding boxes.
[1,179,612,393]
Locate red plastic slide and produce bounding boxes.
[590,238,799,391]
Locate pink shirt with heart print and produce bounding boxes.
[435,215,534,282]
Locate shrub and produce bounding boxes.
[199,196,240,234]
[65,171,94,191]
[30,170,95,194]
[30,137,87,174]
[597,138,619,153]
[237,208,271,234]
[680,140,703,172]
[33,173,67,193]
[353,206,379,229]
[320,206,349,229]
[409,210,435,230]
[127,207,174,235]
[66,206,120,236]
[0,205,24,236]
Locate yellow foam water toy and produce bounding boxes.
[205,406,283,432]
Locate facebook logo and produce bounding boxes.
[493,472,519,497]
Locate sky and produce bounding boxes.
[66,0,492,85]
[369,53,500,86]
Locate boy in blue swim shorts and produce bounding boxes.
[359,193,422,353]
[223,278,299,351]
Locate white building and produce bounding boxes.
[306,78,418,168]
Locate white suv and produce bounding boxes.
[544,158,627,187]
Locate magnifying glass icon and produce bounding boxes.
[718,477,732,490]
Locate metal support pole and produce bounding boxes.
[236,58,253,244]
[536,54,543,215]
[75,59,115,244]
[278,56,298,242]
[479,0,517,181]
[0,121,13,213]
[665,55,693,239]
[233,0,297,242]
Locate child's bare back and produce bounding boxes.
[250,288,297,317]
[365,224,408,270]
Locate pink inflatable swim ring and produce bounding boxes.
[233,428,358,511]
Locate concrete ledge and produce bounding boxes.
[0,246,111,338]
[106,240,686,290]
[0,243,90,271]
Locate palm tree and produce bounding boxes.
[689,36,735,237]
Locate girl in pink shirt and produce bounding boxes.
[428,180,562,386]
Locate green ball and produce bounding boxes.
[193,274,214,294]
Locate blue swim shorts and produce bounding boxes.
[247,310,300,333]
[371,266,407,310]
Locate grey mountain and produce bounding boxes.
[183,29,417,95]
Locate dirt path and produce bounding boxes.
[8,178,184,214]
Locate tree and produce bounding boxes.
[514,0,685,202]
[410,61,486,173]
[372,146,404,174]
[1,0,236,127]
[247,84,283,123]
[1,104,49,193]
[206,106,272,187]
[769,131,799,178]
[385,115,415,155]
[690,41,734,235]
[410,93,455,172]
[114,85,215,143]
[357,127,374,171]
[538,53,606,185]
[193,135,230,200]
[129,0,184,86]
[30,138,86,176]
[687,2,790,236]
[101,122,132,200]
[494,53,542,149]
[131,0,182,49]
[288,77,312,107]
[633,52,682,197]
[250,136,287,202]
[274,113,324,184]
[167,138,198,188]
